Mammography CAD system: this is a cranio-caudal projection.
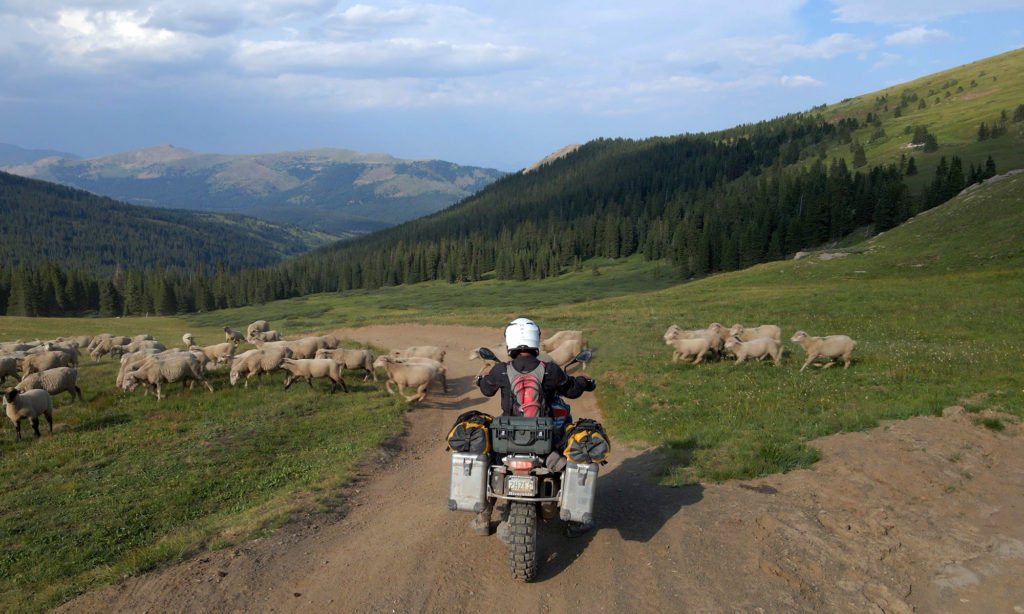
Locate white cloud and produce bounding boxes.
[872,52,901,69]
[885,27,952,45]
[669,32,874,67]
[830,0,1024,23]
[781,75,824,87]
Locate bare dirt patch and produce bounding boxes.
[57,325,1024,612]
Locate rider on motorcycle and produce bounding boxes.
[472,317,596,537]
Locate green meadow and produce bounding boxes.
[1,173,1022,612]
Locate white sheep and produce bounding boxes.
[468,344,506,376]
[790,331,857,372]
[182,333,196,348]
[111,338,166,357]
[372,355,444,404]
[539,330,585,353]
[122,353,214,400]
[190,342,236,369]
[315,348,377,381]
[664,325,723,356]
[388,345,446,363]
[666,336,712,364]
[89,335,131,360]
[223,326,247,345]
[229,346,293,387]
[540,337,587,371]
[17,367,83,402]
[723,337,783,366]
[390,356,448,392]
[280,358,350,393]
[729,323,783,343]
[4,388,53,441]
[250,329,283,343]
[246,320,271,340]
[19,350,75,376]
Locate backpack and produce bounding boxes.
[560,418,611,464]
[446,410,494,454]
[507,361,547,417]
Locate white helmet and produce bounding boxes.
[505,317,541,355]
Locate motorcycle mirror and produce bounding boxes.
[573,350,592,364]
[477,347,499,362]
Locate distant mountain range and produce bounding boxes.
[1,145,505,235]
[0,143,80,166]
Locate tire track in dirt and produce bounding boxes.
[58,325,1024,613]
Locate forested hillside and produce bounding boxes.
[1,48,1021,316]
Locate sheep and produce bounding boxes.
[3,388,53,441]
[122,353,214,400]
[229,346,293,387]
[0,356,18,386]
[314,347,377,381]
[17,367,83,402]
[728,323,783,343]
[223,326,247,345]
[280,358,350,393]
[790,331,857,372]
[723,337,783,367]
[664,325,723,356]
[372,355,444,404]
[116,349,166,389]
[254,335,331,359]
[539,330,585,353]
[110,338,166,358]
[182,333,196,348]
[540,338,587,371]
[388,345,446,363]
[391,356,448,392]
[246,320,270,340]
[468,344,507,376]
[666,336,712,364]
[57,335,93,349]
[89,335,131,360]
[19,351,75,376]
[27,342,80,367]
[190,342,236,369]
[250,329,282,343]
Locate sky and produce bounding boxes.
[1,1,1022,171]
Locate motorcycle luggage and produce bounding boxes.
[491,416,556,455]
[559,461,599,523]
[448,452,489,513]
[561,418,611,464]
[446,410,493,454]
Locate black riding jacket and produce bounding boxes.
[477,353,589,416]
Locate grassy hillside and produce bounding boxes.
[0,170,342,275]
[0,170,1020,611]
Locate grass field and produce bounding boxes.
[1,173,1022,612]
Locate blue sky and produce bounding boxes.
[1,1,1022,171]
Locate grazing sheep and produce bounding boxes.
[315,347,377,381]
[28,342,80,367]
[372,355,444,404]
[182,333,196,348]
[122,353,214,400]
[790,331,857,372]
[89,335,131,360]
[116,349,166,389]
[666,335,712,364]
[247,320,270,340]
[724,337,783,367]
[223,326,247,345]
[250,329,283,343]
[729,323,783,343]
[229,346,293,387]
[19,351,75,376]
[0,356,18,386]
[190,342,236,369]
[280,358,349,393]
[3,388,53,441]
[539,330,585,353]
[17,367,83,402]
[388,345,446,363]
[111,338,166,358]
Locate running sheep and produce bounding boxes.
[723,337,783,367]
[3,388,53,441]
[388,345,446,363]
[372,355,445,404]
[314,347,377,381]
[539,330,585,353]
[280,358,350,393]
[122,353,214,400]
[728,323,783,343]
[17,367,83,402]
[790,331,857,372]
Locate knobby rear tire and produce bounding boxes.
[507,501,538,582]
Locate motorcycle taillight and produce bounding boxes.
[507,458,537,470]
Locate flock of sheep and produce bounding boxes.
[0,319,460,442]
[663,323,857,371]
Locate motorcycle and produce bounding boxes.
[471,347,596,581]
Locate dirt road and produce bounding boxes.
[59,325,1024,613]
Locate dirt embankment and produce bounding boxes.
[58,325,1024,613]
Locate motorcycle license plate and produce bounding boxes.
[507,475,537,496]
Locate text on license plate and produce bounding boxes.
[507,475,537,496]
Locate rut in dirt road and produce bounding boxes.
[57,325,1024,613]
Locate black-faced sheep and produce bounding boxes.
[17,367,83,402]
[314,348,377,381]
[724,337,783,367]
[372,355,444,404]
[280,358,349,393]
[4,388,53,441]
[790,331,857,372]
[223,326,247,345]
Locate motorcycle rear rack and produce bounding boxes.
[487,489,561,503]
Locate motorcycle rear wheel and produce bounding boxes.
[506,501,538,581]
